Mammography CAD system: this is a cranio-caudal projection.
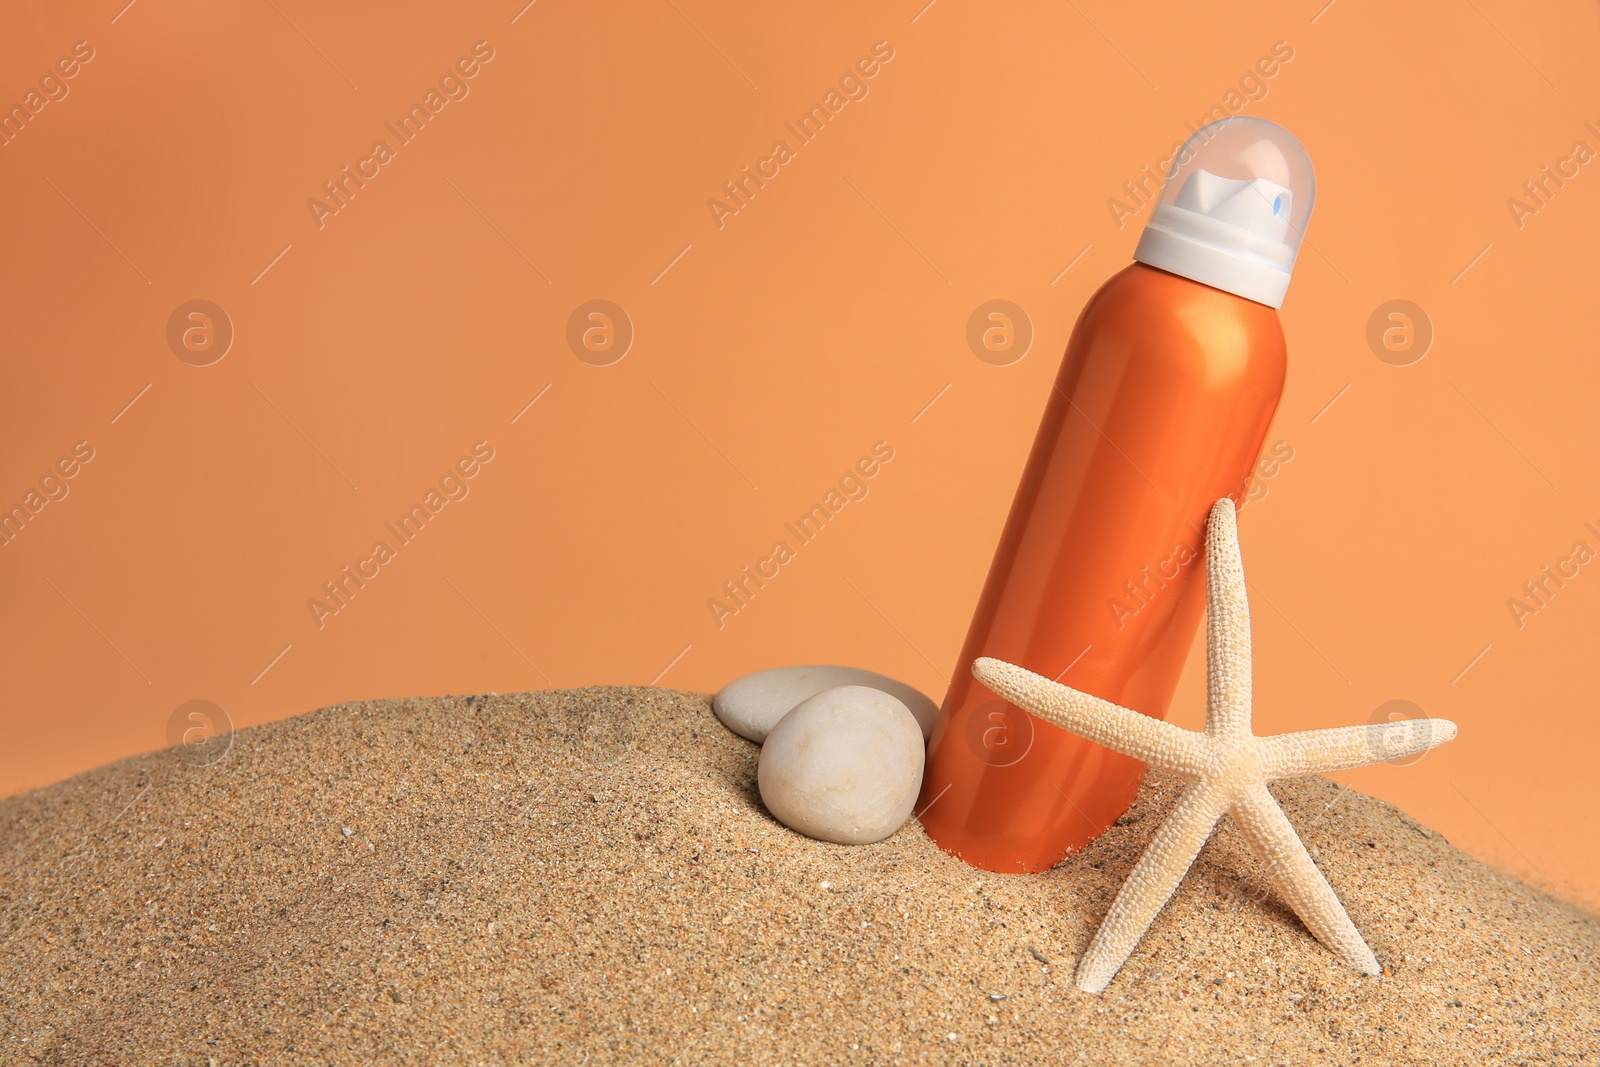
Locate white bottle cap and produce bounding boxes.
[1132,117,1315,308]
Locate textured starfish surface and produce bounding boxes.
[972,498,1459,994]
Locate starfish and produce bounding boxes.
[972,497,1458,994]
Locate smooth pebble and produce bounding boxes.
[714,665,938,743]
[757,685,925,845]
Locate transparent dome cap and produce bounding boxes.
[1132,117,1315,308]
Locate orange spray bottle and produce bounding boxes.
[919,117,1316,872]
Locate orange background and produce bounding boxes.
[3,1,1598,909]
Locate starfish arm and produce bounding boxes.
[1202,499,1253,739]
[1228,783,1381,976]
[1075,780,1230,993]
[971,657,1211,775]
[1260,719,1459,778]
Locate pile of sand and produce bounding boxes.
[2,687,1596,1064]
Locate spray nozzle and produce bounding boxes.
[1173,172,1292,240]
[1133,117,1315,308]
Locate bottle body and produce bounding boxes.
[918,263,1287,873]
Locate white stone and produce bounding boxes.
[757,685,925,845]
[713,665,938,743]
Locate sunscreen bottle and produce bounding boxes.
[919,117,1316,872]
